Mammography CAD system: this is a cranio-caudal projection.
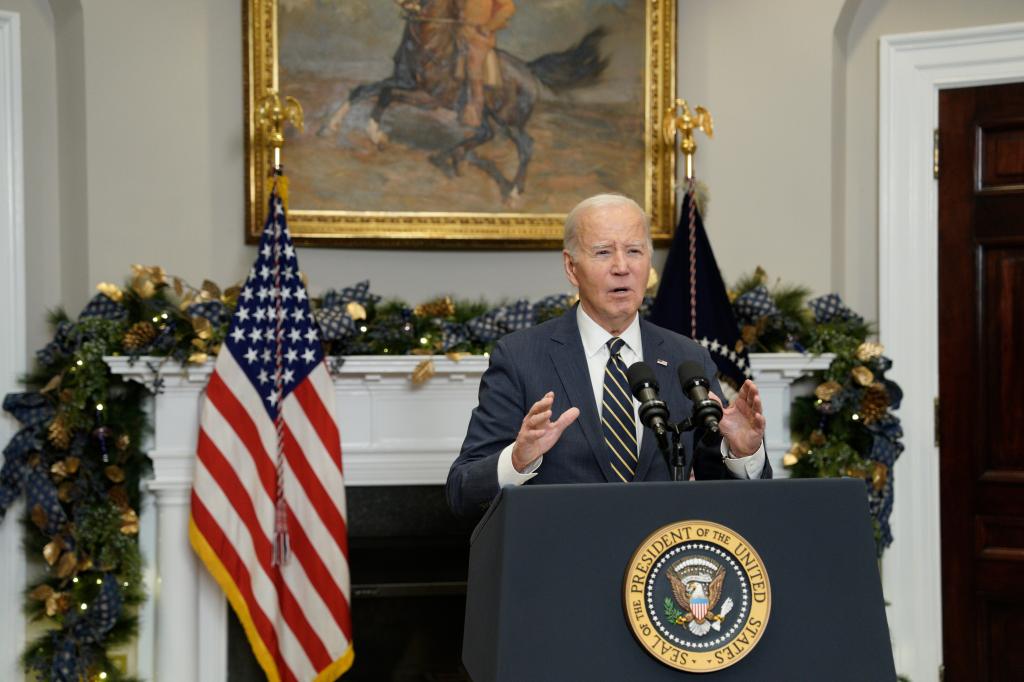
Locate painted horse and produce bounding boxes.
[319,0,608,201]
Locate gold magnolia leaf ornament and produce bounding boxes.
[782,441,810,467]
[48,414,72,450]
[57,481,75,502]
[30,504,48,531]
[855,342,884,362]
[54,551,78,579]
[851,366,875,387]
[50,460,69,480]
[104,465,126,483]
[96,282,124,302]
[120,508,140,535]
[192,316,213,340]
[346,301,368,321]
[414,296,456,319]
[871,462,889,491]
[30,584,55,601]
[814,380,842,402]
[40,373,63,394]
[411,359,436,385]
[201,279,221,300]
[43,540,63,566]
[46,591,71,617]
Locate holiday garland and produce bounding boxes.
[1,266,902,679]
[731,268,904,552]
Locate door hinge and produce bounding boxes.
[933,129,940,179]
[939,662,945,681]
[934,397,940,447]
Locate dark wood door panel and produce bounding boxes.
[979,121,1024,191]
[979,247,1024,472]
[939,81,1024,681]
[981,598,1024,681]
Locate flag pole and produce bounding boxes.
[663,98,713,181]
[664,98,714,336]
[255,89,304,564]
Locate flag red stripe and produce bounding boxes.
[191,494,298,682]
[282,422,350,559]
[206,370,277,498]
[197,427,333,672]
[284,502,353,641]
[293,379,343,472]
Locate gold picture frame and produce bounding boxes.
[244,0,676,248]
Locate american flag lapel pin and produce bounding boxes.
[656,359,669,366]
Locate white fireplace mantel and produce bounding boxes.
[106,351,831,681]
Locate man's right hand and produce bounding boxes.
[511,391,580,473]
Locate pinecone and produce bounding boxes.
[414,296,455,319]
[48,414,72,450]
[123,321,158,350]
[860,383,890,425]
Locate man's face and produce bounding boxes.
[563,203,651,335]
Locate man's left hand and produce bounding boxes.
[711,380,765,458]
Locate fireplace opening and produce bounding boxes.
[227,485,475,681]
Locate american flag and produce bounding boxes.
[190,184,353,681]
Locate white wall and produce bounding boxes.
[839,0,1023,320]
[677,0,847,303]
[10,0,1024,348]
[7,0,59,359]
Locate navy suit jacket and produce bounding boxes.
[445,309,772,518]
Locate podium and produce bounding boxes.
[463,478,895,681]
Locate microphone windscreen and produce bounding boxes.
[626,361,658,396]
[677,361,708,388]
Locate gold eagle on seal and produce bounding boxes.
[666,558,734,636]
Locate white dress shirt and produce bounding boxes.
[496,306,765,485]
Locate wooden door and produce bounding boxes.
[938,82,1024,681]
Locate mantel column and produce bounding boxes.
[748,352,834,477]
[107,359,224,682]
[147,451,198,682]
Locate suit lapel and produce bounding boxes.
[548,311,616,483]
[635,321,671,480]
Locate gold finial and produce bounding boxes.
[257,90,304,168]
[663,99,713,180]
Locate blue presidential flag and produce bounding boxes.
[647,184,750,389]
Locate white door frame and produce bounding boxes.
[0,9,26,682]
[879,21,1024,682]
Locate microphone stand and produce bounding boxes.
[660,419,697,482]
[655,414,722,481]
[649,419,696,482]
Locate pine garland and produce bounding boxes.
[1,267,902,678]
[730,269,904,554]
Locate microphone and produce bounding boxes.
[625,361,671,452]
[677,362,723,434]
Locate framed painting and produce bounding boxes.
[244,0,677,248]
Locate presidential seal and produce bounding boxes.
[623,520,771,673]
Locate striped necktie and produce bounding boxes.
[602,337,638,482]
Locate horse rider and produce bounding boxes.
[457,0,516,127]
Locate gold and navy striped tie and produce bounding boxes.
[602,337,638,482]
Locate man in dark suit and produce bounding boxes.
[446,194,770,518]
